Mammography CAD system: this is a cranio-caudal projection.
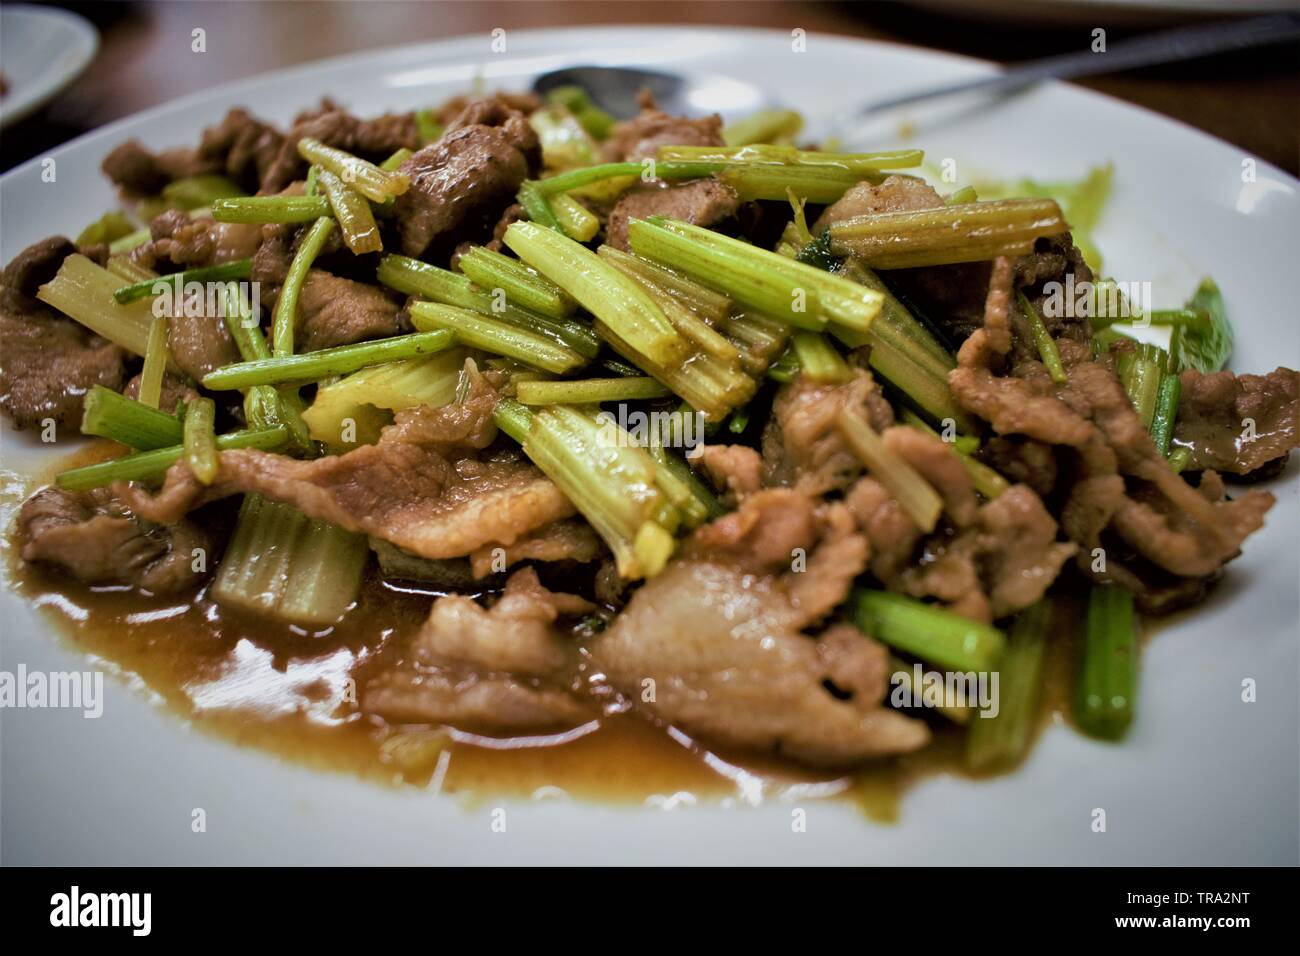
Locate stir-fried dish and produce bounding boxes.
[2,88,1297,803]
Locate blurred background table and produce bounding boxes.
[2,0,1297,174]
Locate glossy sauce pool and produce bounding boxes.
[1,445,1090,821]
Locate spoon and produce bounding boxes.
[532,12,1300,134]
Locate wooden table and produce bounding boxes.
[4,0,1297,174]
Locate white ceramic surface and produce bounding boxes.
[1,26,1296,865]
[0,4,98,128]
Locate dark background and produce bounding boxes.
[2,0,1298,173]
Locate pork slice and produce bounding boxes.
[195,108,285,192]
[413,567,591,676]
[882,426,979,527]
[1,237,127,430]
[467,518,602,579]
[296,270,405,352]
[951,351,1276,606]
[897,485,1076,622]
[762,367,895,494]
[392,115,540,260]
[695,443,764,504]
[117,366,577,560]
[132,209,262,271]
[601,108,725,162]
[589,559,928,765]
[361,566,594,732]
[1173,366,1299,477]
[361,667,591,731]
[604,180,740,251]
[18,486,211,594]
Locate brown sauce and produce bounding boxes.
[0,444,1096,822]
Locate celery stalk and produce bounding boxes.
[212,494,368,627]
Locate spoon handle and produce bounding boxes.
[851,12,1300,119]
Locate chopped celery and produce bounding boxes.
[55,426,288,491]
[1075,585,1137,740]
[212,195,332,224]
[594,245,732,324]
[301,347,468,446]
[1149,373,1181,455]
[966,598,1052,770]
[530,104,599,170]
[790,332,852,383]
[837,408,943,532]
[212,494,368,627]
[183,397,219,485]
[657,144,924,173]
[550,193,600,242]
[1017,290,1067,385]
[203,330,457,389]
[516,180,563,230]
[80,385,183,450]
[377,254,600,358]
[493,399,676,579]
[459,246,576,319]
[113,258,252,304]
[273,216,336,356]
[296,137,409,203]
[504,221,686,365]
[409,302,584,374]
[828,198,1067,269]
[162,174,246,209]
[851,589,1006,674]
[37,254,157,356]
[77,210,136,247]
[317,167,382,254]
[137,315,170,409]
[721,109,804,146]
[629,217,883,332]
[515,377,671,405]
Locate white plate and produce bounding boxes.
[0,4,98,128]
[1,26,1296,866]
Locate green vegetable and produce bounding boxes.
[458,246,576,320]
[162,174,246,209]
[1075,585,1138,740]
[36,254,157,356]
[273,216,336,356]
[1170,277,1233,374]
[113,259,252,304]
[504,221,685,365]
[296,136,410,203]
[80,385,183,450]
[77,210,136,247]
[212,494,368,627]
[203,330,457,389]
[721,109,804,146]
[137,315,170,410]
[377,254,600,358]
[851,589,1007,674]
[55,426,288,491]
[317,167,381,255]
[1017,290,1067,385]
[211,195,333,224]
[828,198,1067,269]
[492,400,677,579]
[515,377,671,405]
[1149,373,1182,455]
[182,397,219,485]
[966,598,1052,771]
